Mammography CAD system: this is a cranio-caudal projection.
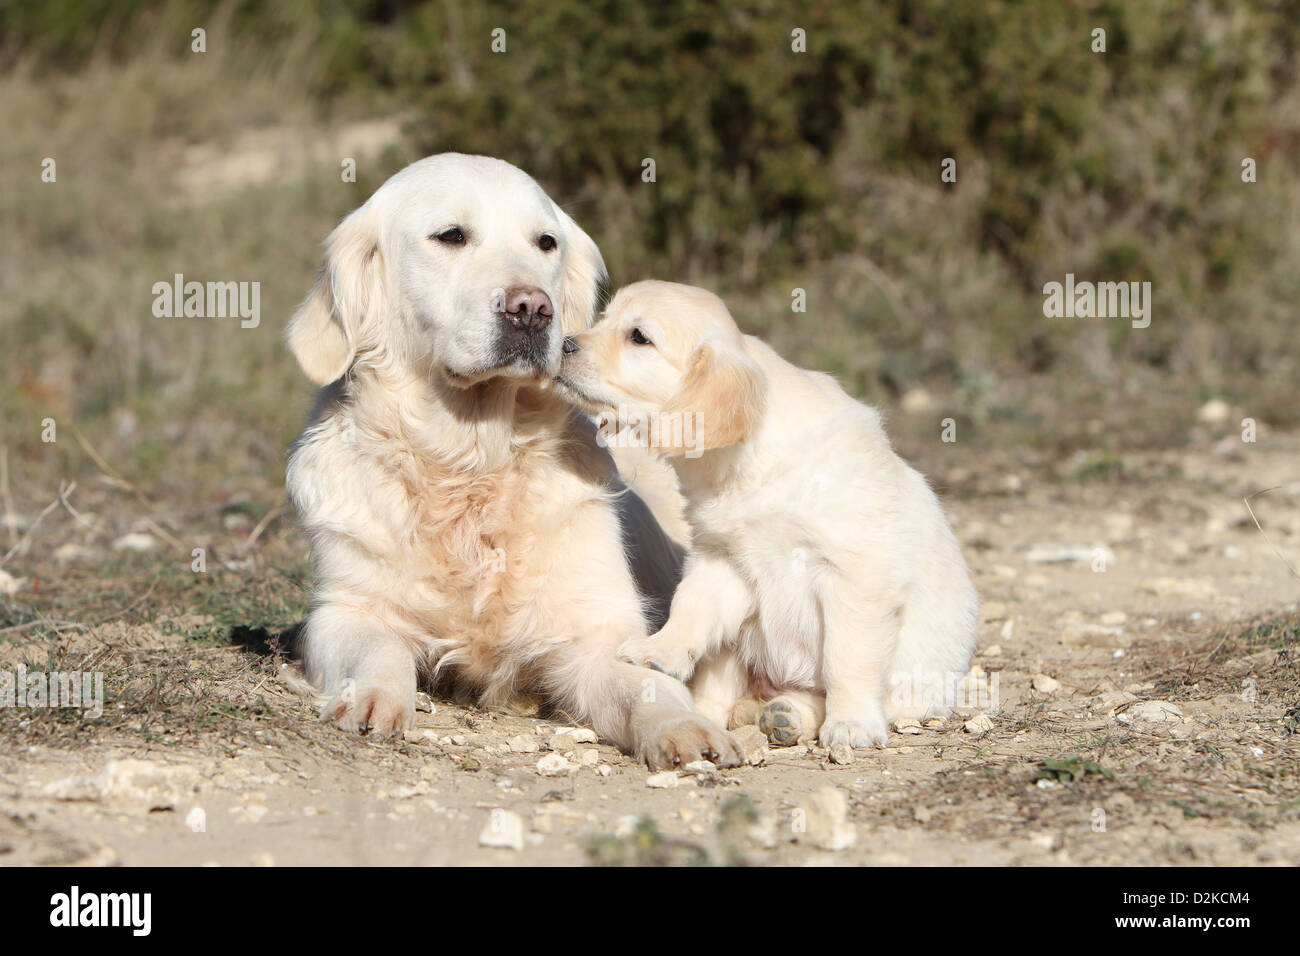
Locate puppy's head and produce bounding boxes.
[556,280,765,456]
[287,153,606,388]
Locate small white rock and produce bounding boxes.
[732,725,769,766]
[796,786,857,851]
[536,754,571,776]
[508,734,540,753]
[0,568,24,596]
[1116,701,1184,727]
[112,532,158,552]
[829,744,854,764]
[645,771,680,789]
[964,714,994,734]
[1197,398,1230,424]
[892,717,923,735]
[478,810,525,851]
[554,726,598,743]
[1031,674,1061,694]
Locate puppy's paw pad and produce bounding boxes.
[758,698,804,746]
[818,717,889,750]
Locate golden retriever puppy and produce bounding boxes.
[285,157,741,770]
[556,280,979,749]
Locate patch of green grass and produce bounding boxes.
[1035,755,1115,784]
[1070,451,1128,483]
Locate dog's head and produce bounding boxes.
[556,280,765,455]
[287,153,606,388]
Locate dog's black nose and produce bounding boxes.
[562,337,580,355]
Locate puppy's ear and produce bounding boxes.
[286,203,385,386]
[555,206,607,336]
[663,342,765,453]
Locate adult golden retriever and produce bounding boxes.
[285,155,741,770]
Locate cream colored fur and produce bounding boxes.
[285,158,740,769]
[556,280,979,749]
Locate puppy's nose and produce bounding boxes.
[503,286,553,330]
[562,337,580,355]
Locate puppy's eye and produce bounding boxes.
[431,227,466,245]
[538,234,557,252]
[630,328,652,346]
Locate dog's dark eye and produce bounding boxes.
[538,234,557,252]
[431,227,466,245]
[630,327,652,346]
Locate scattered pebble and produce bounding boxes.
[508,734,540,753]
[536,754,571,777]
[645,771,679,789]
[554,727,598,744]
[964,714,994,734]
[1031,674,1061,694]
[829,744,854,764]
[0,569,24,596]
[1197,398,1230,424]
[478,810,525,851]
[900,388,935,413]
[548,732,580,752]
[796,786,856,851]
[731,725,769,766]
[892,717,922,735]
[682,760,717,774]
[1091,691,1139,714]
[1116,700,1184,729]
[112,532,158,552]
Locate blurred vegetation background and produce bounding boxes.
[1,0,1298,501]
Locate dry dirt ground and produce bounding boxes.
[1,423,1298,866]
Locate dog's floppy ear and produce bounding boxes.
[555,206,607,336]
[663,341,765,453]
[286,203,385,386]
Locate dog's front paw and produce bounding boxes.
[322,678,415,738]
[642,714,743,770]
[617,636,698,682]
[818,712,889,749]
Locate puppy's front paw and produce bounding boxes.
[643,715,743,771]
[323,678,415,738]
[616,636,698,681]
[818,713,889,749]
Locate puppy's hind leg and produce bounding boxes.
[757,691,825,746]
[689,646,749,729]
